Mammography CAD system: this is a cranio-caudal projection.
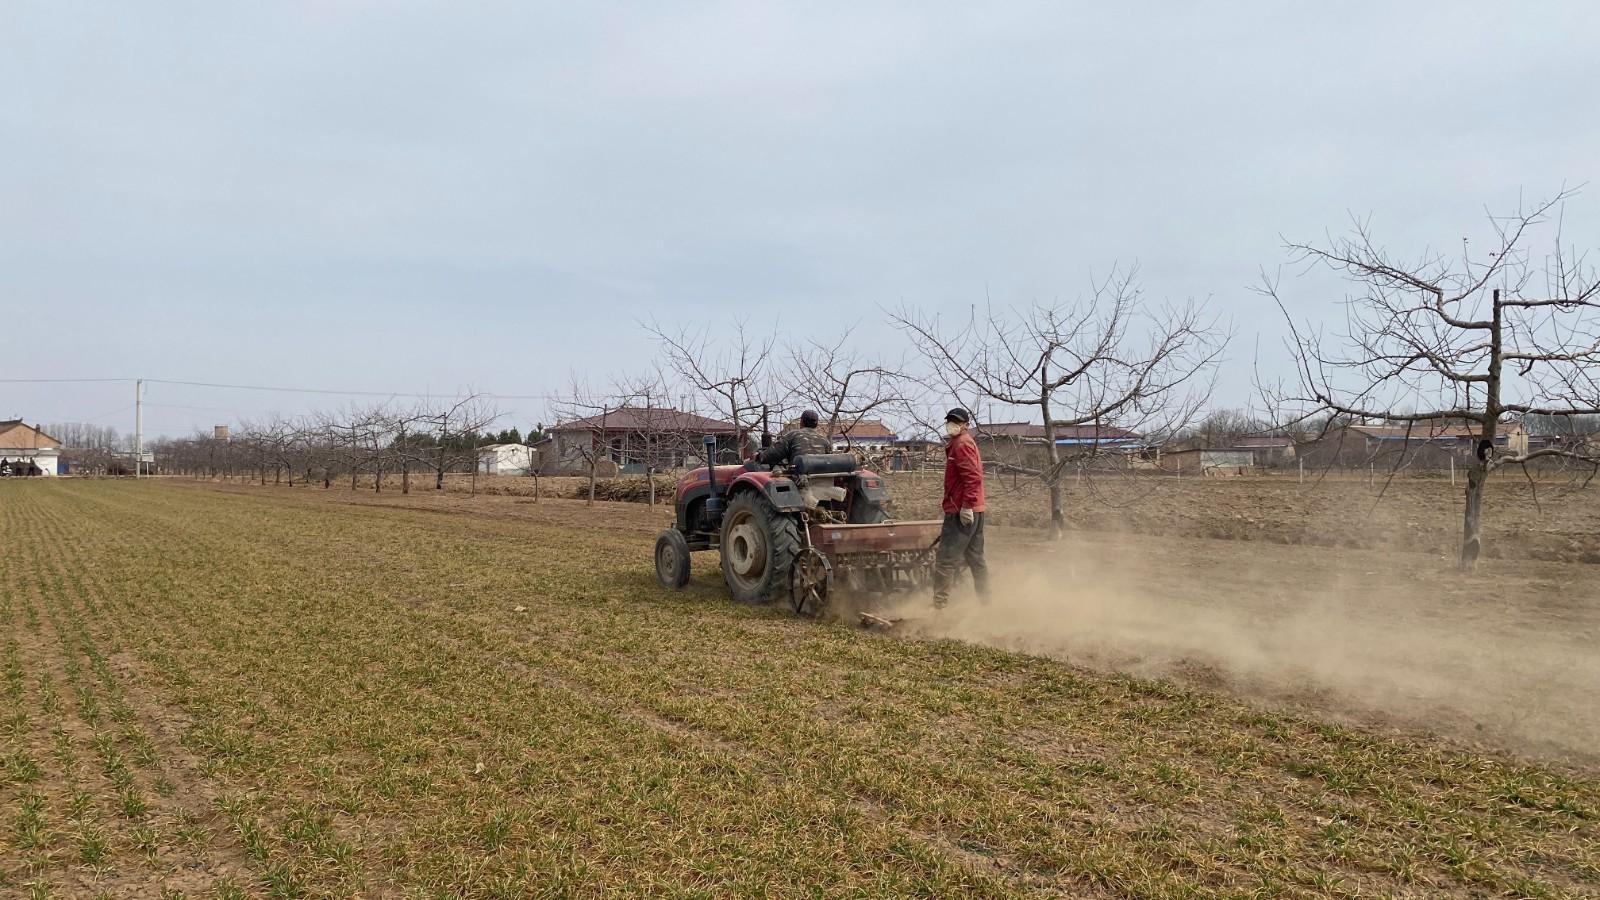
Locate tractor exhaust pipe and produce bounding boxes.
[702,434,724,525]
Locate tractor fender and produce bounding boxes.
[727,476,804,514]
[856,472,890,505]
[759,479,804,513]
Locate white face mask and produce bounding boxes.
[945,422,963,437]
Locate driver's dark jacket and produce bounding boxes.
[758,427,832,467]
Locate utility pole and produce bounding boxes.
[134,379,144,479]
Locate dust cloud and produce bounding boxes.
[885,536,1600,768]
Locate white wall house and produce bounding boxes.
[477,443,534,476]
[0,420,62,476]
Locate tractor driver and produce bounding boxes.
[757,410,833,468]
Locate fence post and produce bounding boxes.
[1450,456,1456,486]
[1298,459,1303,484]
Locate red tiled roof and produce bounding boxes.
[551,407,737,434]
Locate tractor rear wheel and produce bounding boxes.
[655,528,691,590]
[719,491,800,604]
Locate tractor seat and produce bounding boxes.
[790,453,858,477]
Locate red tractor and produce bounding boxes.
[655,435,942,616]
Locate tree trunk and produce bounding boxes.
[374,461,382,493]
[1046,476,1063,539]
[350,467,358,491]
[587,456,597,507]
[1461,289,1504,572]
[1460,460,1486,570]
[1040,374,1065,540]
[402,460,410,495]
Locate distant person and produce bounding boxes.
[934,407,989,609]
[758,409,833,467]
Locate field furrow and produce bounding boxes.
[2,480,1596,899]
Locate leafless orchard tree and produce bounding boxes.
[553,374,660,506]
[157,399,509,496]
[386,405,432,495]
[646,318,778,443]
[615,388,705,507]
[420,394,500,493]
[894,267,1228,538]
[1266,189,1600,569]
[781,326,910,454]
[315,406,370,491]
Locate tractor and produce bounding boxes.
[655,435,942,617]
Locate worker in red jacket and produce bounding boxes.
[934,407,989,608]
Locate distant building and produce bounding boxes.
[1348,420,1527,456]
[977,421,1146,448]
[974,421,1148,471]
[0,420,62,476]
[1163,447,1255,475]
[477,443,535,476]
[1515,414,1598,454]
[1231,435,1296,464]
[1294,418,1530,470]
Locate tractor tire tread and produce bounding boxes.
[721,491,800,605]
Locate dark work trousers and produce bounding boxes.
[932,512,989,606]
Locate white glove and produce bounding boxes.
[959,508,974,527]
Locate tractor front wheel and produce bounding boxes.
[719,491,800,604]
[654,528,692,590]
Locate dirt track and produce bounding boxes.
[182,473,1600,769]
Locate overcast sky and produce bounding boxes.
[3,1,1598,438]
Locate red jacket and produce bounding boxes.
[943,431,986,514]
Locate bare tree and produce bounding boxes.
[646,318,777,441]
[1183,408,1271,447]
[552,375,657,506]
[385,405,433,495]
[894,267,1227,538]
[418,394,500,493]
[781,326,910,453]
[1266,189,1600,569]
